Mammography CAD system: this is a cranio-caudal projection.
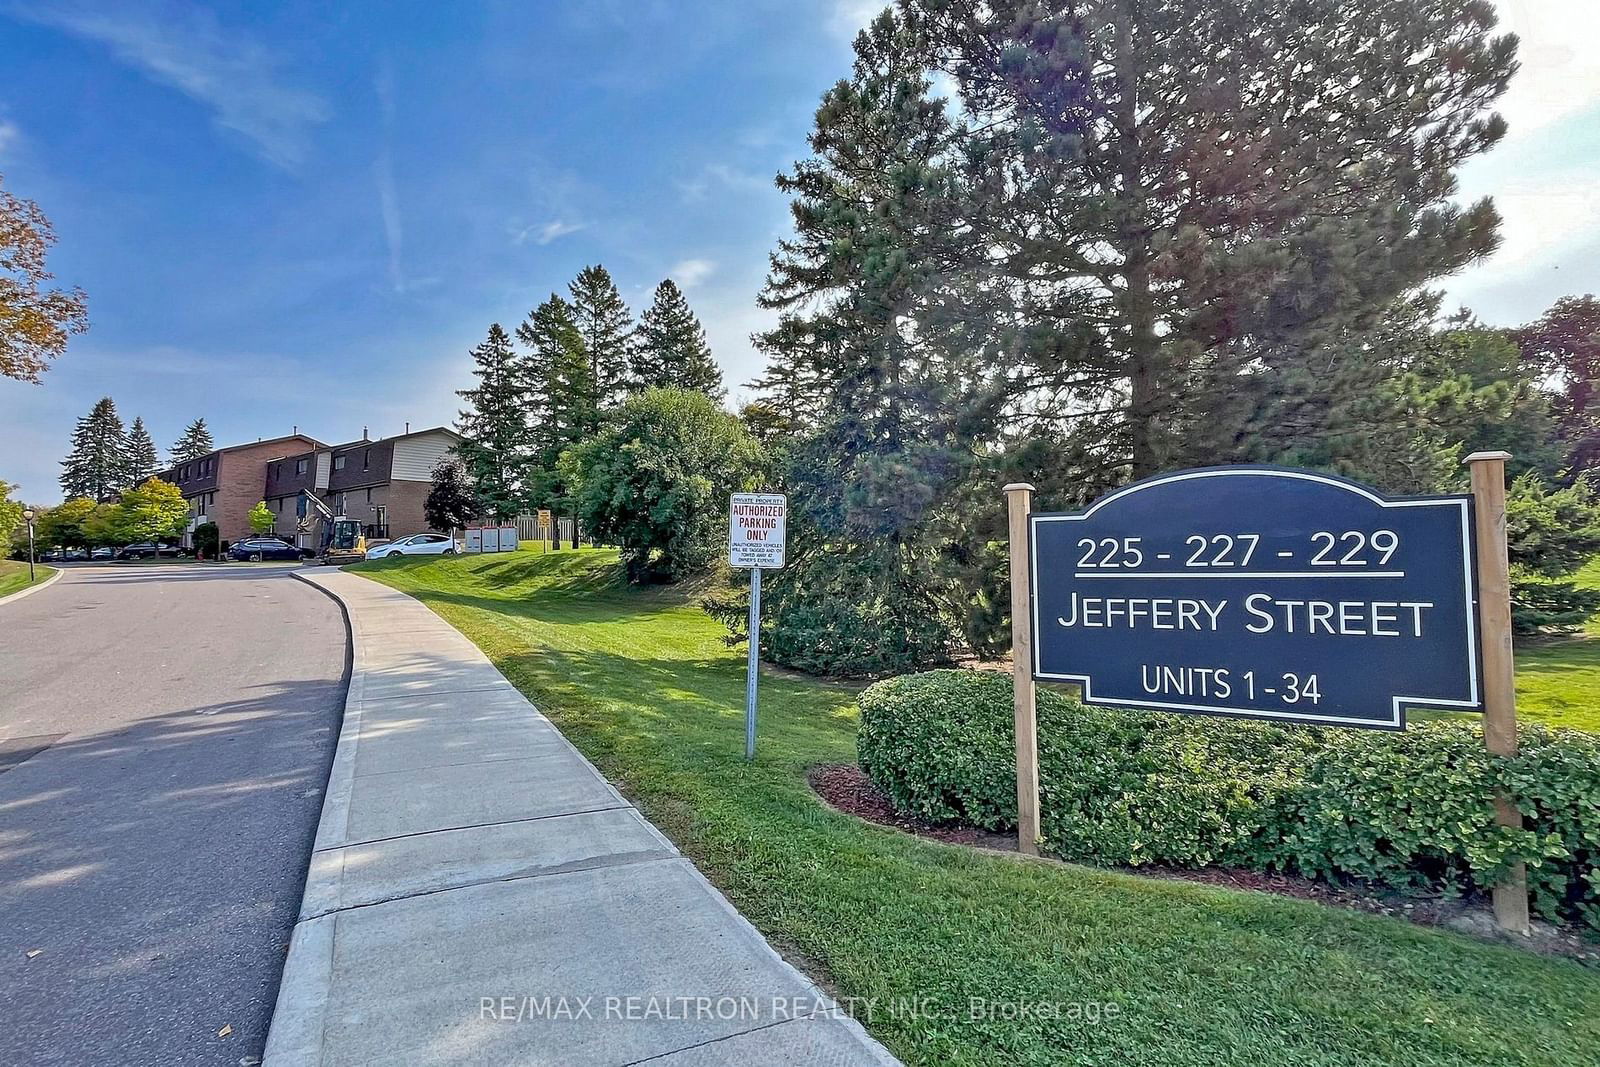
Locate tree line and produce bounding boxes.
[56,398,215,501]
[447,265,726,524]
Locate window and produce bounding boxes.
[182,464,191,480]
[296,458,309,475]
[199,497,207,516]
[365,488,372,503]
[296,496,308,518]
[333,454,347,471]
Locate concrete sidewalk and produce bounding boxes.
[266,569,899,1066]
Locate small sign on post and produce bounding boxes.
[730,492,787,760]
[537,508,553,553]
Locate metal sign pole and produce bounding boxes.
[745,565,762,761]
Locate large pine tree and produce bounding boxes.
[748,15,989,675]
[905,0,1516,477]
[749,0,1519,674]
[631,279,723,400]
[169,418,214,463]
[60,396,129,501]
[455,323,529,520]
[125,416,158,485]
[567,264,634,420]
[517,294,592,510]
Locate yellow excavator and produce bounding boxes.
[298,490,367,565]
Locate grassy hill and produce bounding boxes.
[352,548,1599,1067]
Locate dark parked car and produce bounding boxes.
[117,542,184,560]
[228,537,312,562]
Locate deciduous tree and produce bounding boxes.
[111,478,189,547]
[1516,295,1600,481]
[561,388,765,582]
[248,500,275,534]
[0,172,88,383]
[424,457,482,532]
[36,497,96,548]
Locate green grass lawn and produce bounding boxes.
[1514,557,1600,732]
[352,548,1599,1067]
[0,559,53,599]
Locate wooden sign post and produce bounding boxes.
[1003,482,1042,856]
[1465,451,1531,935]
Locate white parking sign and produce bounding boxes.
[729,493,786,569]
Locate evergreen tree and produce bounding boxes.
[747,1,1518,674]
[1516,295,1600,481]
[902,0,1516,477]
[631,279,723,400]
[125,416,159,485]
[517,294,593,509]
[169,418,214,463]
[454,323,528,521]
[567,264,634,420]
[60,396,129,501]
[743,15,990,674]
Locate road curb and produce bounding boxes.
[263,569,361,1064]
[0,566,62,608]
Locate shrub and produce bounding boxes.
[857,670,1600,928]
[193,521,219,560]
[561,388,766,583]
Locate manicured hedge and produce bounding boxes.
[857,670,1600,929]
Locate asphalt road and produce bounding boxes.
[0,563,348,1066]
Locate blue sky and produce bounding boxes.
[1,0,1596,503]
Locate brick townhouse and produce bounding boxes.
[162,426,463,547]
[263,426,463,548]
[161,433,324,546]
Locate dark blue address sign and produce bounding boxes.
[1030,466,1482,729]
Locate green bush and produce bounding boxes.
[857,670,1600,928]
[560,388,766,583]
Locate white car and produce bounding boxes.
[366,533,459,560]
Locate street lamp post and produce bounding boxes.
[22,508,36,582]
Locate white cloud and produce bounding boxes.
[1491,1,1600,142]
[827,0,887,41]
[372,59,405,293]
[374,150,404,292]
[677,163,774,203]
[514,219,587,246]
[12,1,328,169]
[669,258,716,290]
[0,117,19,158]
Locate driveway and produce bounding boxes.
[0,563,348,1066]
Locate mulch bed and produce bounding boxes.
[808,762,1598,963]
